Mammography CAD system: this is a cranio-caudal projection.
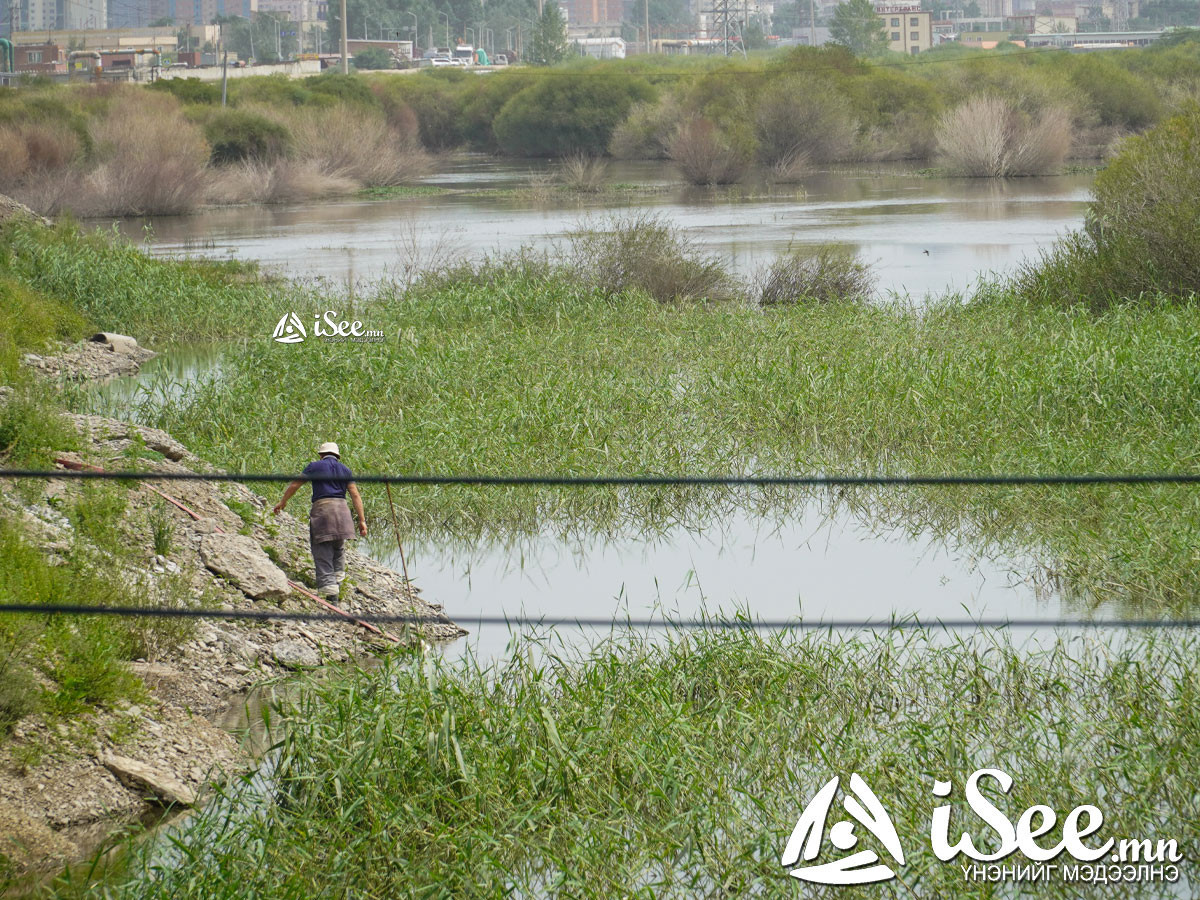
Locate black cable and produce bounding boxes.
[1,603,1198,629]
[4,469,1200,486]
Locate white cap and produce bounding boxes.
[317,442,340,458]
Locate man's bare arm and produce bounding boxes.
[348,483,368,536]
[273,480,306,515]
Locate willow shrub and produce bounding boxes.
[493,74,655,157]
[1015,105,1200,306]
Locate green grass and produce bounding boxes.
[357,185,450,199]
[54,628,1200,898]
[0,273,90,382]
[0,222,282,342]
[5,215,1199,609]
[107,269,1199,611]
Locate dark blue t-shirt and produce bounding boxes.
[303,457,354,502]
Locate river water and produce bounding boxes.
[102,161,1107,662]
[117,158,1093,300]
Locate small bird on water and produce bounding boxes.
[923,249,930,255]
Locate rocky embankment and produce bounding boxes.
[0,345,464,875]
[22,332,157,382]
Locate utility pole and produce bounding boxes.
[809,0,815,45]
[339,0,347,71]
[221,34,228,105]
[644,0,650,52]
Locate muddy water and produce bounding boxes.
[115,159,1093,300]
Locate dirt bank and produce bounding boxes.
[0,379,464,875]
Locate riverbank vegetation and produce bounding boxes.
[0,75,432,217]
[0,275,196,756]
[360,39,1199,183]
[59,628,1200,898]
[2,37,1200,215]
[2,109,1198,610]
[1,80,1199,898]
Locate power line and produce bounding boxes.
[2,604,1199,630]
[3,468,1200,486]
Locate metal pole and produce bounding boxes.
[644,0,650,52]
[221,44,228,105]
[339,0,347,72]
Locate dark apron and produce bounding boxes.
[310,497,356,543]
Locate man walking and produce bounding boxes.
[273,442,367,602]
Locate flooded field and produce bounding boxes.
[114,159,1094,300]
[88,159,1120,663]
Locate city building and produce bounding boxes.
[10,25,181,50]
[14,40,65,71]
[876,3,931,53]
[1025,28,1164,48]
[140,0,257,28]
[1007,12,1078,32]
[564,0,620,31]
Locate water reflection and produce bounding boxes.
[377,500,1118,664]
[110,159,1093,300]
[84,344,228,421]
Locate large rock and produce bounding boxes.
[272,639,320,669]
[23,338,156,382]
[199,533,290,600]
[98,753,196,807]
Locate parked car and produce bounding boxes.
[493,54,508,66]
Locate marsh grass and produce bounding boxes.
[6,216,1200,609]
[0,221,285,341]
[111,259,1200,610]
[567,213,733,302]
[756,244,875,305]
[557,153,609,193]
[70,628,1200,898]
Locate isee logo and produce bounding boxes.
[782,768,1182,887]
[781,774,904,885]
[272,311,384,344]
[271,312,307,344]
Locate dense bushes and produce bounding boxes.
[1013,105,1200,306]
[149,76,221,105]
[1068,56,1164,130]
[493,74,655,156]
[668,117,750,185]
[85,92,211,215]
[199,108,293,164]
[754,76,859,167]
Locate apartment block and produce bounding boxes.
[876,3,931,53]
